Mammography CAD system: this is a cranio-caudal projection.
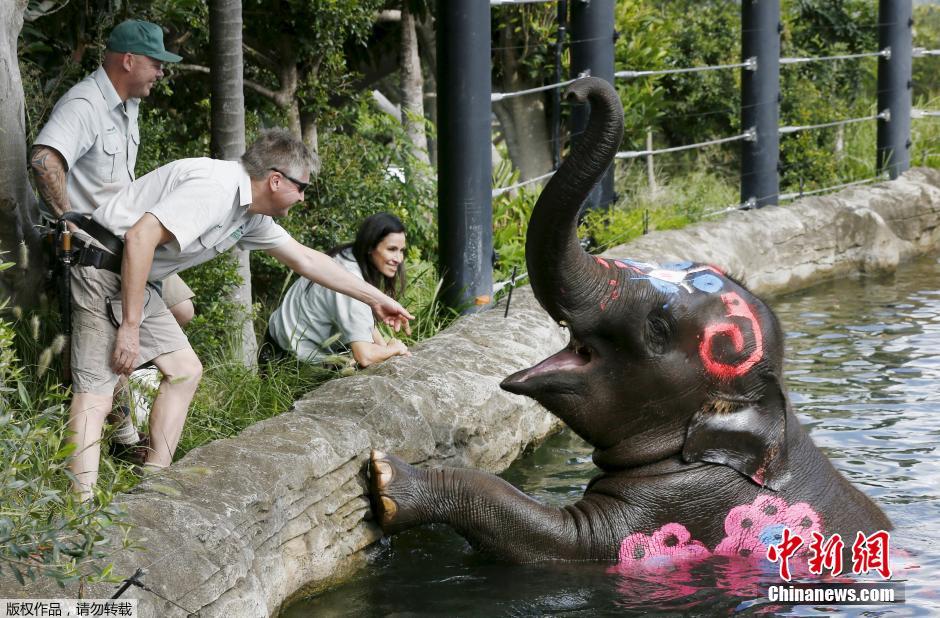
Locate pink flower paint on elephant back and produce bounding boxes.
[713,495,822,559]
[612,496,823,575]
[614,522,710,574]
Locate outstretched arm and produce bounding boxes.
[266,238,414,333]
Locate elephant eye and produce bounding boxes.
[645,311,675,355]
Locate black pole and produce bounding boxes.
[740,0,780,208]
[877,0,913,180]
[569,0,616,213]
[552,0,568,170]
[437,0,493,313]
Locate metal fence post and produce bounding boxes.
[740,0,780,208]
[877,0,913,179]
[552,0,568,171]
[569,0,616,213]
[437,0,493,313]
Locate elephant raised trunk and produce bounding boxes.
[526,77,624,327]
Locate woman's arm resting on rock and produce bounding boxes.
[351,338,410,368]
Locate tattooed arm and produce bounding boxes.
[30,145,71,217]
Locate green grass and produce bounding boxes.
[1,291,132,586]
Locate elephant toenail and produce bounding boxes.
[374,461,393,484]
[380,496,397,519]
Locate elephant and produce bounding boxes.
[369,77,891,567]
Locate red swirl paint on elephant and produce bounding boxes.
[699,291,764,379]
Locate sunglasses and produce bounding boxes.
[269,167,309,193]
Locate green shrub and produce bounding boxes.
[583,168,737,252]
[0,263,129,586]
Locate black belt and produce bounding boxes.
[73,238,122,274]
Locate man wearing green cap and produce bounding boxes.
[30,20,191,460]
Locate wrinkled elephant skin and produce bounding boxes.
[369,77,891,565]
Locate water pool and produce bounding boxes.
[285,254,940,616]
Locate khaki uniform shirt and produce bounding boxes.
[34,66,140,216]
[92,158,290,281]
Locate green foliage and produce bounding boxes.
[584,168,737,253]
[654,1,740,154]
[912,94,940,169]
[777,0,879,191]
[393,260,460,344]
[0,272,129,586]
[182,251,247,358]
[614,1,671,143]
[491,160,539,284]
[913,5,940,101]
[490,3,558,85]
[241,0,385,127]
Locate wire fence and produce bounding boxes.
[492,170,556,198]
[490,1,936,200]
[779,49,889,65]
[779,112,887,135]
[615,59,755,79]
[490,0,559,5]
[491,74,586,102]
[615,130,756,160]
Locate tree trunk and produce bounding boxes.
[416,15,438,167]
[493,25,553,181]
[0,0,41,309]
[210,0,256,367]
[301,110,318,155]
[400,1,429,165]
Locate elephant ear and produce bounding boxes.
[682,376,789,490]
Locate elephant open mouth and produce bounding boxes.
[501,338,593,396]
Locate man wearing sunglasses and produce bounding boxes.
[64,129,415,501]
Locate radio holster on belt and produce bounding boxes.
[59,212,124,274]
[39,213,125,382]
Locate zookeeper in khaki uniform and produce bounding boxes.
[31,19,195,325]
[65,129,414,501]
[31,20,193,459]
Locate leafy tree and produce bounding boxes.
[655,1,740,156]
[779,0,879,190]
[209,0,256,365]
[490,2,559,180]
[613,0,671,149]
[913,4,940,100]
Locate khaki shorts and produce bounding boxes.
[70,241,191,395]
[161,273,195,309]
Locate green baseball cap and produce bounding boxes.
[106,20,182,63]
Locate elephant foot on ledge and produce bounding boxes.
[369,450,431,535]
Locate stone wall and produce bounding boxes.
[610,169,940,297]
[4,168,939,616]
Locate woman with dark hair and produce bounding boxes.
[266,213,411,367]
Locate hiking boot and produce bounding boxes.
[109,434,151,467]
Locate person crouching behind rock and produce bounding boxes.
[265,212,412,368]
